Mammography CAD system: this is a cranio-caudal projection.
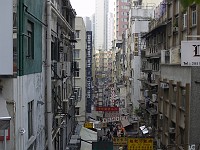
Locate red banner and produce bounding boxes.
[96,106,119,112]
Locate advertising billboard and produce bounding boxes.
[0,0,13,75]
[181,41,200,66]
[86,31,92,113]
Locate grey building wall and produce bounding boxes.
[190,67,200,146]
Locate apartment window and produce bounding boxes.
[13,12,17,27]
[180,128,185,145]
[75,107,80,115]
[122,25,127,29]
[64,53,67,61]
[28,141,35,150]
[74,49,80,59]
[164,88,169,100]
[180,88,186,109]
[76,30,80,38]
[172,86,177,103]
[74,61,80,77]
[191,6,197,26]
[28,100,34,138]
[74,70,80,77]
[183,13,187,28]
[27,21,34,59]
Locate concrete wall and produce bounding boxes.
[0,73,45,150]
[160,65,191,85]
[22,73,45,150]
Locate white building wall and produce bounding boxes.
[130,8,154,109]
[107,12,114,50]
[0,73,46,150]
[75,17,86,122]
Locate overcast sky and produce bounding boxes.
[70,0,162,17]
[71,0,114,17]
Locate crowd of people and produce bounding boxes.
[99,122,126,142]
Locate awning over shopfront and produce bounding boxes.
[0,99,11,130]
[80,126,97,150]
[121,119,130,128]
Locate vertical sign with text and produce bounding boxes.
[86,31,93,113]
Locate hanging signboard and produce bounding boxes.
[86,31,93,113]
[113,137,127,146]
[127,138,153,150]
[84,122,93,129]
[96,106,119,112]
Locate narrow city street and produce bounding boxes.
[1,0,200,150]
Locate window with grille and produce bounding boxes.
[191,6,197,26]
[75,30,80,38]
[28,100,34,138]
[27,21,34,59]
[74,49,80,59]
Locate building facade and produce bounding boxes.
[140,0,200,149]
[74,17,86,123]
[114,0,130,41]
[0,0,78,150]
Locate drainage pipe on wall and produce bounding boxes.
[46,0,53,150]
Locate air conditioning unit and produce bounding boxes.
[66,62,71,77]
[152,94,157,102]
[182,89,186,95]
[151,73,156,81]
[62,69,66,77]
[160,83,169,89]
[159,114,163,119]
[63,99,69,113]
[174,87,177,92]
[165,50,170,56]
[74,91,78,101]
[69,96,74,106]
[144,90,149,97]
[173,27,178,32]
[169,127,175,133]
[52,61,61,79]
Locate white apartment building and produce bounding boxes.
[107,12,114,50]
[75,17,86,123]
[129,3,154,108]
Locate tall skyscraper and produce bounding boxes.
[107,12,114,50]
[91,14,95,48]
[95,0,109,51]
[114,0,130,41]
